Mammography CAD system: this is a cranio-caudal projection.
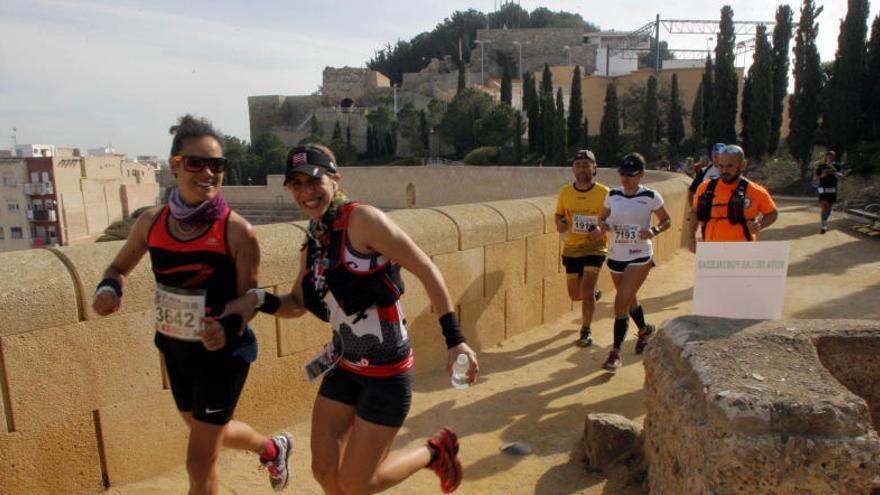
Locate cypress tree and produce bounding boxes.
[788,0,823,179]
[691,81,705,151]
[523,72,541,154]
[709,5,738,145]
[332,121,342,141]
[668,74,685,159]
[555,88,567,165]
[864,15,880,140]
[769,5,793,153]
[827,0,870,156]
[740,75,753,152]
[501,63,513,106]
[567,65,585,152]
[583,114,590,150]
[702,57,715,149]
[540,90,555,159]
[745,25,774,161]
[640,75,659,159]
[541,63,553,97]
[514,112,523,164]
[598,83,621,166]
[457,59,466,94]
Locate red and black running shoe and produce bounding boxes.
[427,426,463,493]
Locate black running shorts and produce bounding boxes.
[161,341,250,426]
[562,255,606,277]
[607,256,654,274]
[318,367,413,428]
[818,192,837,204]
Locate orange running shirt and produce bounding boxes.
[692,179,776,241]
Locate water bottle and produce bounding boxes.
[451,353,470,389]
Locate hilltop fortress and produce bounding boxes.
[248,26,749,157]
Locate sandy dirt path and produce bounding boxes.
[109,202,880,495]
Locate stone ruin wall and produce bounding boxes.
[473,28,597,79]
[644,316,880,494]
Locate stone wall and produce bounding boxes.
[0,168,689,493]
[644,316,880,494]
[473,28,597,79]
[322,67,389,107]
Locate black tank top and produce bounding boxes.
[148,205,255,358]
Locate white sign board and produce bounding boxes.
[693,241,790,320]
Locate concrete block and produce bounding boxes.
[459,294,506,351]
[526,232,560,285]
[432,247,484,305]
[523,195,560,234]
[484,199,544,240]
[506,282,544,338]
[0,413,103,494]
[2,310,163,430]
[399,269,432,324]
[386,209,459,255]
[485,239,526,298]
[51,241,156,321]
[0,249,79,336]
[253,222,307,288]
[235,351,320,434]
[429,204,506,250]
[543,275,572,323]
[407,306,448,375]
[249,300,279,360]
[98,391,188,486]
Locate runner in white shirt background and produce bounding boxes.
[597,153,672,373]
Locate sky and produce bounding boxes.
[0,0,877,157]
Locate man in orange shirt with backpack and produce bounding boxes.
[689,145,778,252]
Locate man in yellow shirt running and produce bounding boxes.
[555,149,609,347]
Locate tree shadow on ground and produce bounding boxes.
[791,284,880,320]
[402,331,647,485]
[786,237,880,278]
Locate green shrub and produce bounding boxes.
[463,146,500,165]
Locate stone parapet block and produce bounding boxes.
[386,209,459,256]
[2,310,162,431]
[526,232,560,284]
[0,249,79,336]
[485,239,526,296]
[98,391,188,486]
[0,413,103,494]
[432,247,484,305]
[278,311,330,357]
[505,282,544,338]
[51,241,156,321]
[428,204,506,251]
[235,350,320,435]
[253,222,306,288]
[542,275,571,324]
[459,294,505,351]
[483,199,544,241]
[522,196,559,234]
[644,316,880,494]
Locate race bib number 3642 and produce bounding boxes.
[155,284,205,341]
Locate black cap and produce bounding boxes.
[618,152,646,176]
[283,146,338,185]
[573,149,596,163]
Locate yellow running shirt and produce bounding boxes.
[555,181,609,257]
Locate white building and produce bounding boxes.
[585,32,650,77]
[14,144,56,158]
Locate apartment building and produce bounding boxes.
[0,155,160,252]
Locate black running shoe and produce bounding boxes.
[577,327,593,347]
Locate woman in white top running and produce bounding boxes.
[597,153,671,373]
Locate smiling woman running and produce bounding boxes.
[92,115,291,494]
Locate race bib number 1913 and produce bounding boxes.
[572,214,598,234]
[155,284,205,341]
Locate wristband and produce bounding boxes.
[650,226,660,236]
[258,292,281,314]
[439,312,466,349]
[218,314,244,342]
[95,278,122,297]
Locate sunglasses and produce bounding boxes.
[175,155,227,174]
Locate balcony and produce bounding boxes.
[26,209,57,222]
[23,182,54,195]
[31,237,58,247]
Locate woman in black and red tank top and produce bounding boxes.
[222,144,480,494]
[91,115,293,493]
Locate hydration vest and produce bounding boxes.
[302,202,405,321]
[696,178,753,241]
